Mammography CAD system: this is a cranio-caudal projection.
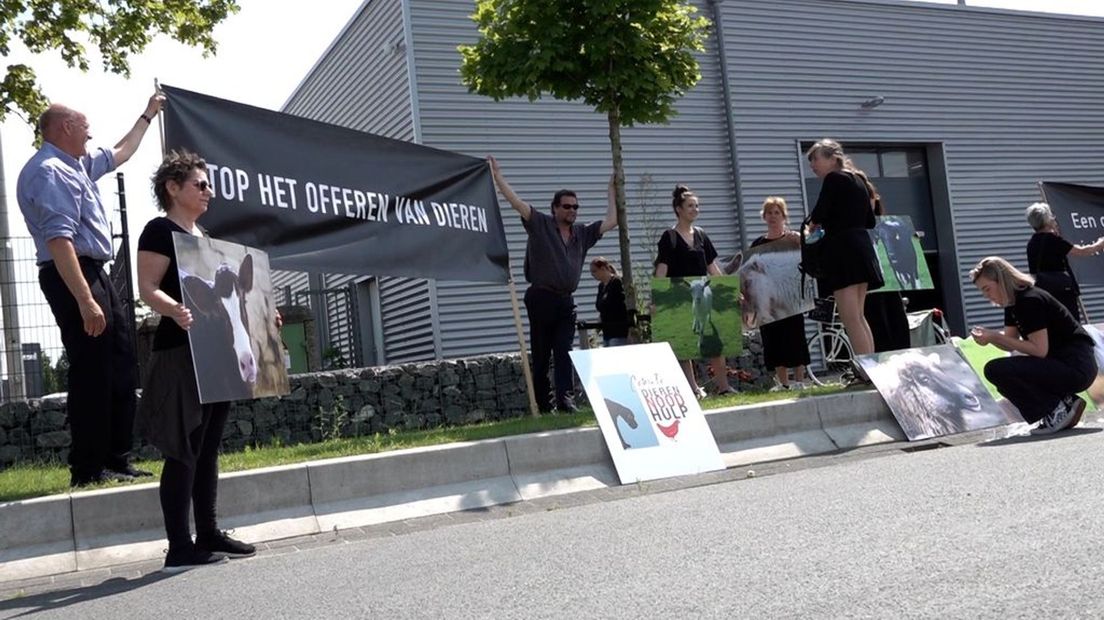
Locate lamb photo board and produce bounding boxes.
[650,275,742,360]
[173,233,291,404]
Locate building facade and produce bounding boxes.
[277,0,1104,366]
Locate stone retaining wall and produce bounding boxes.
[0,334,772,468]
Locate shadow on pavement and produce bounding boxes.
[976,426,1102,447]
[0,572,173,617]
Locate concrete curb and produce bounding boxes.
[0,389,899,582]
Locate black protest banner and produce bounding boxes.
[1039,182,1104,286]
[161,85,510,283]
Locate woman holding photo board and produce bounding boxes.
[136,150,269,572]
[654,184,736,397]
[806,139,883,383]
[970,256,1094,435]
[752,197,810,390]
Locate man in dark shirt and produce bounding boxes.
[489,156,617,411]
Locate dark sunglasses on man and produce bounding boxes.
[558,203,579,210]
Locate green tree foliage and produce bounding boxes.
[0,0,240,124]
[459,0,711,315]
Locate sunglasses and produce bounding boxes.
[192,180,212,192]
[558,203,580,210]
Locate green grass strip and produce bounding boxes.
[0,385,843,503]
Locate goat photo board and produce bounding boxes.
[855,344,1022,441]
[650,275,742,360]
[569,343,725,484]
[173,233,291,403]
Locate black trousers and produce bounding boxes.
[984,341,1096,423]
[524,287,576,409]
[160,402,230,549]
[39,258,137,478]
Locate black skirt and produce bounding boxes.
[136,345,208,465]
[821,229,884,294]
[759,313,811,369]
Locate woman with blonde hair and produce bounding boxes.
[753,196,810,390]
[655,184,737,397]
[1024,201,1104,321]
[589,257,629,347]
[970,256,1095,434]
[805,139,883,382]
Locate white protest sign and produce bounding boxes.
[570,343,725,484]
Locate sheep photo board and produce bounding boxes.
[730,233,815,329]
[856,344,1022,441]
[569,343,725,484]
[650,275,742,360]
[173,233,291,404]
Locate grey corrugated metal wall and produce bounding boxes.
[718,0,1104,332]
[409,0,738,358]
[279,0,438,365]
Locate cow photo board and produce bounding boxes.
[727,233,815,329]
[650,275,742,360]
[173,233,291,403]
[869,216,935,291]
[569,343,725,484]
[856,344,1022,441]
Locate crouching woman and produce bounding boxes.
[969,257,1095,434]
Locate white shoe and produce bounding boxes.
[1032,396,1079,435]
[694,386,707,400]
[791,381,807,390]
[769,383,790,392]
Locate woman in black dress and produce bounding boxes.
[136,151,260,572]
[971,256,1095,434]
[590,257,629,346]
[1024,202,1104,322]
[806,139,883,359]
[753,197,810,390]
[654,185,736,397]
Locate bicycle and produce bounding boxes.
[804,297,952,386]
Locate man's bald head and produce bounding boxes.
[38,104,90,157]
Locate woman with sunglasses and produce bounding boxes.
[136,150,260,572]
[654,184,737,397]
[970,256,1094,434]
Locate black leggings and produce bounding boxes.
[984,341,1096,424]
[160,402,230,549]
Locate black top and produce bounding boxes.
[1026,232,1073,273]
[750,233,788,249]
[595,277,629,339]
[1004,286,1089,354]
[809,170,875,231]
[137,217,190,351]
[654,227,718,277]
[522,209,603,295]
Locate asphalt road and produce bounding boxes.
[4,426,1103,619]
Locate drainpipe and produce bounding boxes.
[709,0,747,251]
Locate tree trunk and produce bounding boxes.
[607,104,640,337]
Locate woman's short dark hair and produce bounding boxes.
[152,150,207,212]
[671,184,695,213]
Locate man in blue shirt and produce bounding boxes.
[17,92,164,486]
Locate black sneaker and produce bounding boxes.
[195,530,257,558]
[107,464,154,478]
[555,399,579,413]
[162,547,227,573]
[70,469,133,488]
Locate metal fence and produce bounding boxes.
[0,236,69,401]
